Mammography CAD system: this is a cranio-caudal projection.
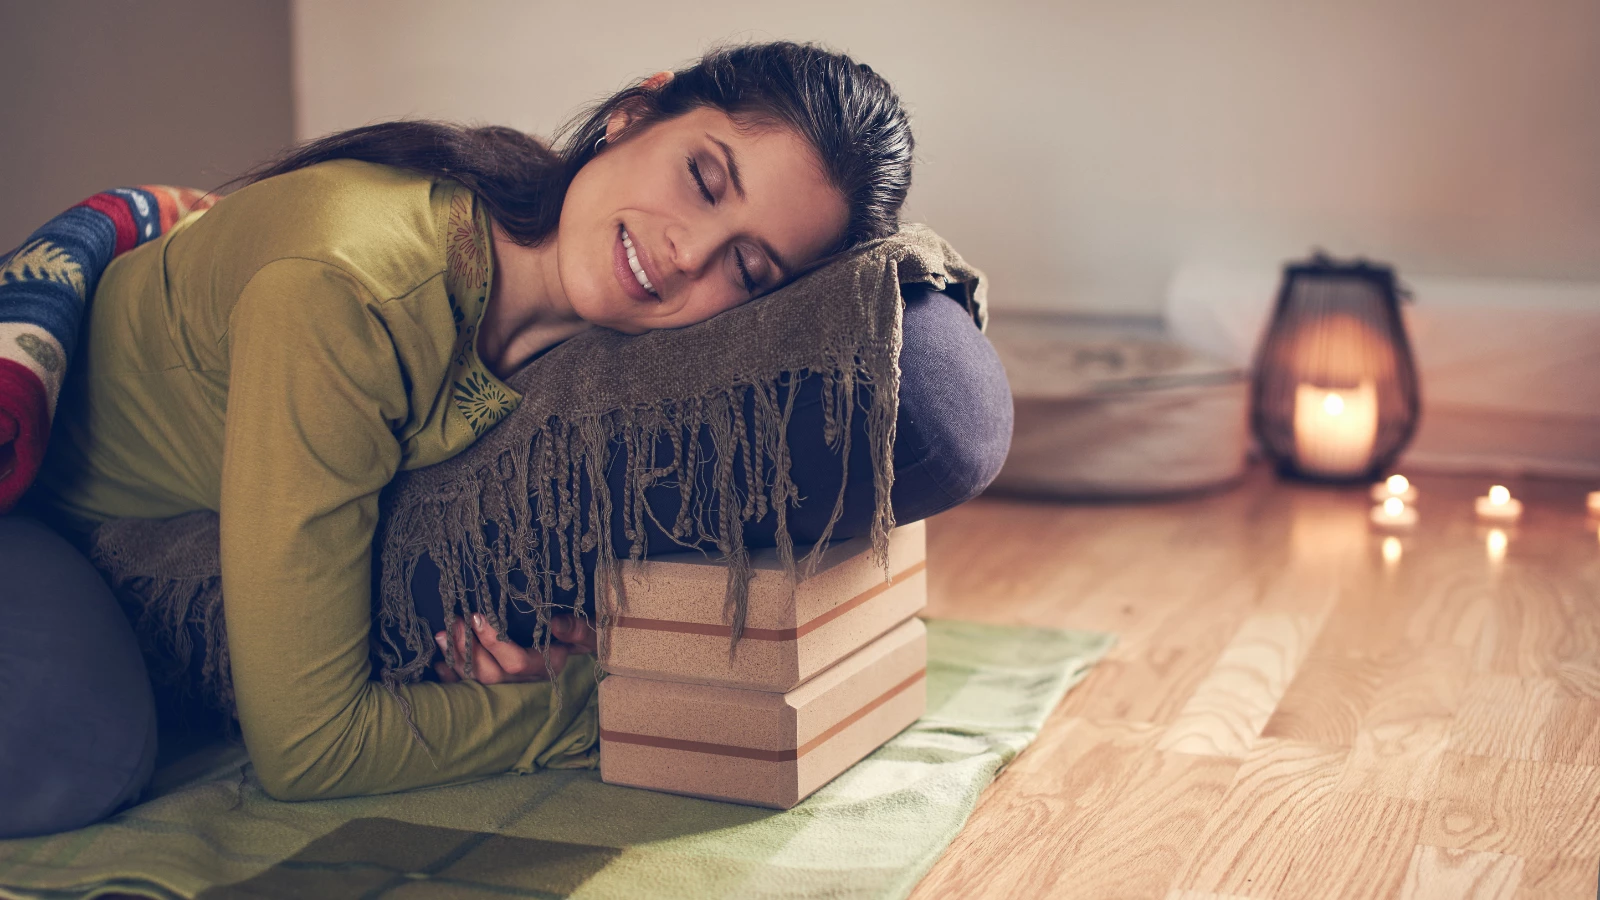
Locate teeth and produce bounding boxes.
[620,227,657,296]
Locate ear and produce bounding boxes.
[605,70,676,141]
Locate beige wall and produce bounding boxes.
[0,0,294,250]
[293,0,1600,313]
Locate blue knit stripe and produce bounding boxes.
[1,204,120,358]
[2,280,91,358]
[110,187,165,247]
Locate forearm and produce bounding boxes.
[236,654,597,801]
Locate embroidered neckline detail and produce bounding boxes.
[442,189,520,438]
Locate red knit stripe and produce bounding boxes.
[0,358,49,514]
[77,192,139,256]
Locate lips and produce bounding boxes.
[612,224,662,304]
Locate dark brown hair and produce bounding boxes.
[227,41,913,256]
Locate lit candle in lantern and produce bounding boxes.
[1369,496,1418,530]
[1294,381,1378,478]
[1475,485,1523,522]
[1370,473,1418,503]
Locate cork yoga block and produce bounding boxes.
[605,521,926,691]
[599,616,927,809]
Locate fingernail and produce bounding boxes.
[473,614,485,629]
[434,633,448,651]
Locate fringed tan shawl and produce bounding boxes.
[89,224,985,717]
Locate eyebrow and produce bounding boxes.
[708,133,790,281]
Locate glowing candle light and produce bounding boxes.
[1370,473,1418,503]
[1369,495,1418,530]
[1475,485,1523,522]
[1294,381,1379,478]
[1487,527,1508,563]
[1588,491,1600,516]
[1381,536,1402,564]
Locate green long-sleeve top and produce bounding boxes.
[31,159,598,801]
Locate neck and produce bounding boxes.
[476,223,592,380]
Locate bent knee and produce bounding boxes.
[0,515,159,837]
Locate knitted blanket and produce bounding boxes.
[0,187,217,513]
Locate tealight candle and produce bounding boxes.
[1370,474,1418,504]
[1369,496,1418,530]
[1475,485,1523,522]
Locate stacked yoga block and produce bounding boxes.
[598,521,928,809]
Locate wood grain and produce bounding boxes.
[913,717,1238,899]
[911,469,1600,899]
[1399,846,1522,900]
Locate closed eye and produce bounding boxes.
[734,247,756,294]
[687,157,715,204]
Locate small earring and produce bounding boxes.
[594,135,607,153]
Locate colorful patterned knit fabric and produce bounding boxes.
[0,185,216,513]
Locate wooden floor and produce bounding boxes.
[910,467,1600,900]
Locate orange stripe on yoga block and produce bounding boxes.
[600,668,926,762]
[613,560,926,642]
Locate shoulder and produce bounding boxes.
[207,160,463,301]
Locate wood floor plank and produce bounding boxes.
[1260,652,1389,746]
[1271,790,1427,900]
[1421,753,1600,897]
[1169,739,1350,898]
[913,471,1600,899]
[1338,645,1472,800]
[1339,716,1457,802]
[1539,693,1600,766]
[1447,676,1562,761]
[1157,607,1331,758]
[1399,845,1523,900]
[1473,544,1600,693]
[910,717,1238,900]
[1053,580,1250,726]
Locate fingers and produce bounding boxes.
[465,619,510,684]
[433,633,461,682]
[432,615,576,685]
[471,614,565,681]
[434,620,505,685]
[551,614,599,654]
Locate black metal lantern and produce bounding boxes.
[1250,252,1421,482]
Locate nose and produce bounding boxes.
[664,219,730,280]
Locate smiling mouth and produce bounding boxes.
[619,225,658,298]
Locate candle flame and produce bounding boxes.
[1381,536,1402,563]
[1322,393,1345,416]
[1383,497,1405,516]
[1489,485,1510,505]
[1386,474,1410,494]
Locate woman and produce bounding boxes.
[0,41,921,837]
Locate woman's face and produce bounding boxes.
[555,105,850,334]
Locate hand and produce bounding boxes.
[433,613,597,685]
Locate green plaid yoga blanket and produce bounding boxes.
[0,619,1112,900]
